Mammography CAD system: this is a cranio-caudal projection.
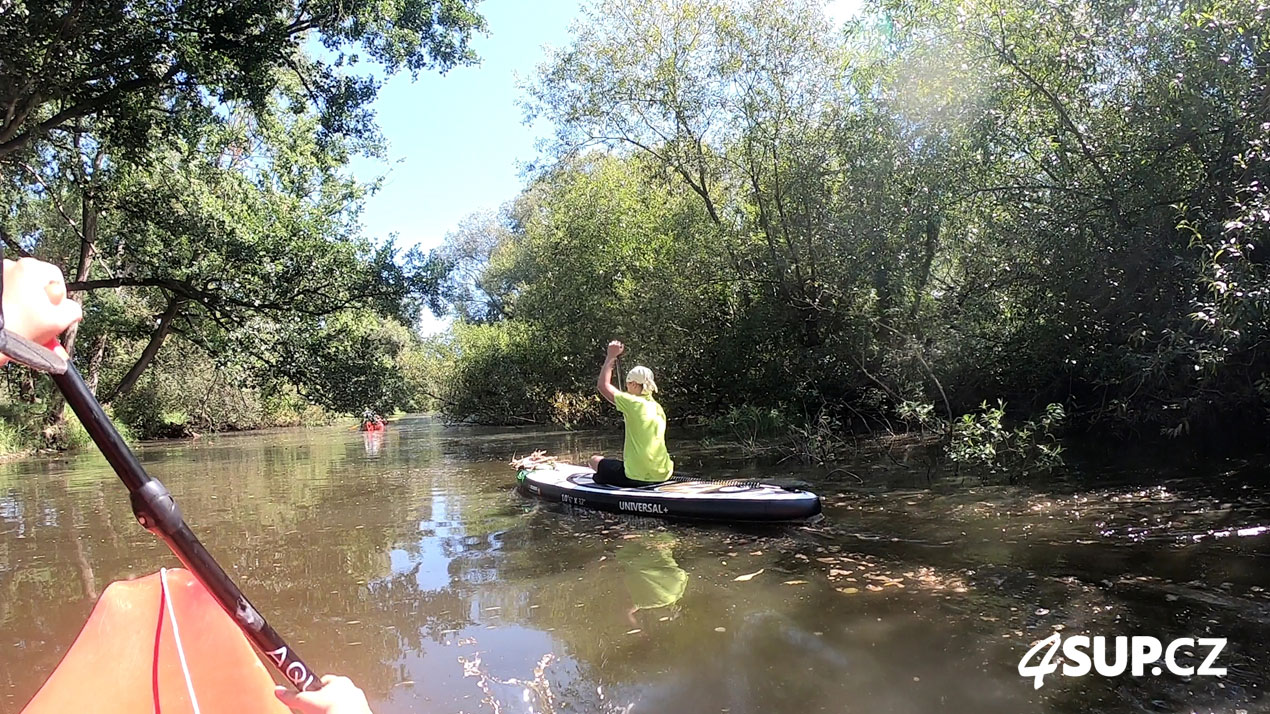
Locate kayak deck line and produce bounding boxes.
[161,567,203,714]
[22,569,290,714]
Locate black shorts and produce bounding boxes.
[593,458,657,488]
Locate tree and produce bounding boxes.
[0,0,486,162]
[435,209,520,323]
[2,89,449,440]
[436,0,1270,448]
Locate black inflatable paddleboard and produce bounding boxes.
[516,463,821,522]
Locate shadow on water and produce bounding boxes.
[0,414,1266,713]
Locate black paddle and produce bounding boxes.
[0,253,319,692]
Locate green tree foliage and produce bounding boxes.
[278,310,424,416]
[435,208,520,323]
[1,1,486,443]
[427,0,1269,446]
[0,0,485,160]
[4,97,444,427]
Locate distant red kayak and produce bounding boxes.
[22,569,288,714]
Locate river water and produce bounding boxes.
[0,415,1267,713]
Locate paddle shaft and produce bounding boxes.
[51,365,319,691]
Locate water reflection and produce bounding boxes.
[0,417,1267,714]
[618,533,686,627]
[363,430,385,457]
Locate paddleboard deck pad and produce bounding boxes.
[516,463,821,522]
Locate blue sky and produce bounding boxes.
[349,0,860,331]
[347,0,582,257]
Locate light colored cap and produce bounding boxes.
[625,365,658,394]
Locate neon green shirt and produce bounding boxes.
[612,391,674,482]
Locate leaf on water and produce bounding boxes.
[750,551,763,556]
[783,580,809,585]
[734,569,765,582]
[626,628,642,635]
[837,587,860,594]
[816,557,839,563]
[714,626,727,632]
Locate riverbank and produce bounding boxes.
[0,411,415,462]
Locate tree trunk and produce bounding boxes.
[909,214,941,323]
[17,368,37,403]
[42,148,103,440]
[85,334,108,395]
[104,297,182,403]
[60,178,99,355]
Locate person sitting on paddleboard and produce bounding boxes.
[592,340,674,487]
[1,256,374,714]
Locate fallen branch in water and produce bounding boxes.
[510,450,558,470]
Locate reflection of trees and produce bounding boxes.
[0,418,583,705]
[0,467,125,707]
[0,423,440,701]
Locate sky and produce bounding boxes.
[346,0,583,256]
[348,0,862,331]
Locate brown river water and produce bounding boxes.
[0,415,1267,713]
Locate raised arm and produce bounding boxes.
[596,340,624,405]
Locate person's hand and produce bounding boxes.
[274,675,373,714]
[1,258,81,365]
[606,340,625,359]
